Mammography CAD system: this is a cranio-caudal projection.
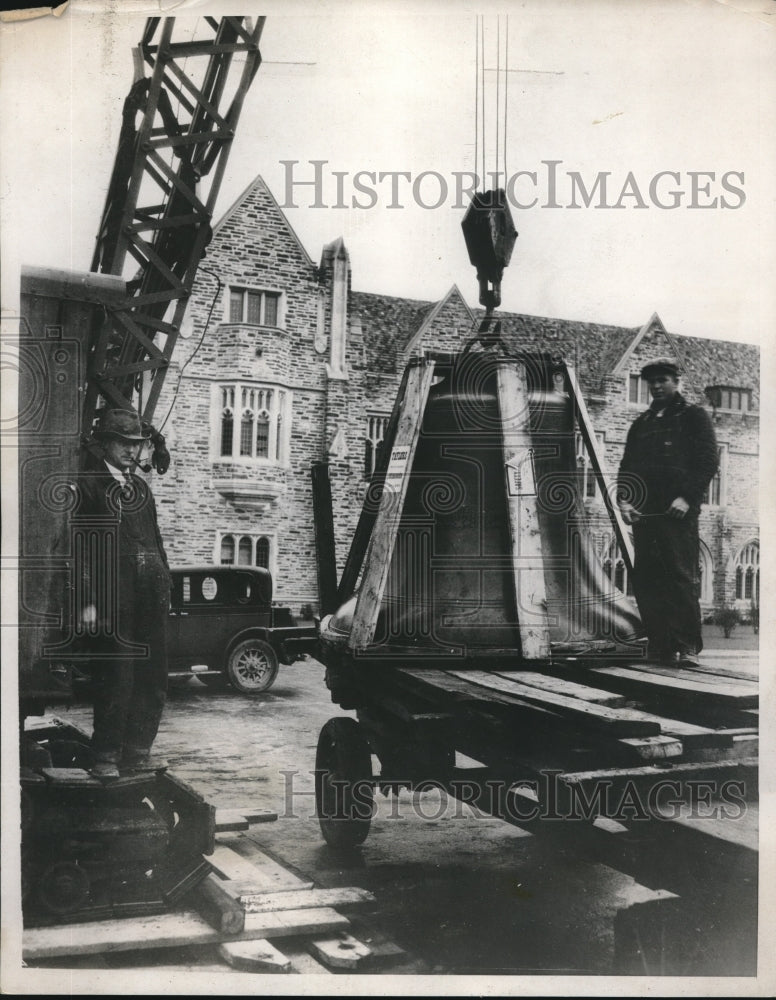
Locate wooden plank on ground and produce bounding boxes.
[241,886,375,913]
[492,670,626,707]
[207,844,313,893]
[447,670,661,737]
[497,360,551,659]
[218,939,292,973]
[587,665,758,709]
[215,810,250,832]
[349,358,436,651]
[608,707,735,748]
[23,907,350,960]
[309,933,373,969]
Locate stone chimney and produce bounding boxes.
[318,237,350,380]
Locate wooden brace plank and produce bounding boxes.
[496,361,551,659]
[349,359,436,651]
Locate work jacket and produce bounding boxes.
[617,392,718,516]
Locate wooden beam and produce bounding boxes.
[337,362,412,605]
[191,872,245,934]
[564,360,634,574]
[23,907,350,961]
[496,360,551,659]
[446,670,661,737]
[491,670,625,706]
[349,359,436,651]
[241,886,375,913]
[311,462,338,616]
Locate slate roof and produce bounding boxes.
[351,290,759,407]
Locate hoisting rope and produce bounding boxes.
[464,15,517,328]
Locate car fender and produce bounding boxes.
[223,628,277,667]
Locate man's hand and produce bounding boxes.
[667,497,690,519]
[81,604,97,627]
[619,503,641,525]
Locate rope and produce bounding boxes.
[504,16,509,183]
[474,16,479,184]
[496,17,500,184]
[481,15,486,185]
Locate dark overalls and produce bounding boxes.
[617,394,718,658]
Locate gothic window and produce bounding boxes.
[220,534,235,565]
[218,533,274,574]
[704,445,726,506]
[255,536,270,569]
[602,535,634,597]
[699,541,714,604]
[228,287,282,327]
[575,430,604,500]
[365,414,389,479]
[216,383,289,463]
[734,541,759,603]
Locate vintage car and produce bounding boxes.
[167,566,317,693]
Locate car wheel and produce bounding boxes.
[315,717,374,848]
[226,638,279,694]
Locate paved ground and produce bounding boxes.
[49,637,759,978]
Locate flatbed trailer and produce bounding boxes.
[314,651,758,974]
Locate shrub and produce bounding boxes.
[713,605,741,639]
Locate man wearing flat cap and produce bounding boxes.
[76,408,171,778]
[617,359,718,666]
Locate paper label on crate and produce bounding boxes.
[506,450,536,496]
[385,446,410,487]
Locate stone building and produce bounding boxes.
[154,176,760,622]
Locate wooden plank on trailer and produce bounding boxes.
[349,359,436,651]
[447,670,661,737]
[617,735,683,760]
[23,907,350,960]
[587,665,758,708]
[615,661,759,689]
[610,707,735,748]
[496,360,551,659]
[241,886,375,913]
[492,670,626,706]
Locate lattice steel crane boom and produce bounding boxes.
[85,15,265,445]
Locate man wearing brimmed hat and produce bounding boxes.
[617,358,718,666]
[76,408,171,778]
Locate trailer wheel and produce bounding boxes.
[226,638,279,694]
[315,718,374,848]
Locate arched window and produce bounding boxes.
[238,536,252,566]
[220,386,235,457]
[220,534,235,565]
[256,536,270,569]
[602,536,633,597]
[734,541,759,604]
[698,541,714,604]
[215,383,289,463]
